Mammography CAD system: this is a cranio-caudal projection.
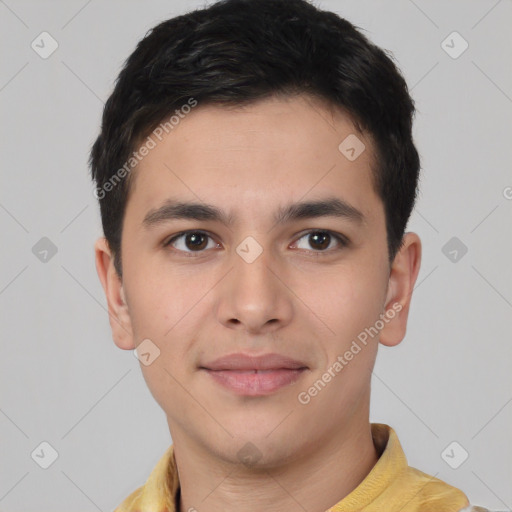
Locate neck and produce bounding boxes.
[172,419,379,512]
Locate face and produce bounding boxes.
[95,94,421,468]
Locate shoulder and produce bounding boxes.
[393,465,468,511]
[404,467,492,512]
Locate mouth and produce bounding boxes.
[201,368,307,395]
[199,353,309,396]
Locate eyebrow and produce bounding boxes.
[142,197,365,229]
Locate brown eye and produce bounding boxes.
[165,231,217,254]
[308,232,331,250]
[294,230,348,253]
[183,232,208,251]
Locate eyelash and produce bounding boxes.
[163,229,349,257]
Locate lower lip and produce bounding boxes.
[203,368,307,395]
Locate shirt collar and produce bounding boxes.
[327,423,408,510]
[135,423,404,512]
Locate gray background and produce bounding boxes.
[1,0,511,510]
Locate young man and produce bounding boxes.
[90,0,489,510]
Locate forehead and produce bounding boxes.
[126,94,380,225]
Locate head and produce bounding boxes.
[91,0,421,467]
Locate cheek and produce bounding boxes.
[125,265,199,340]
[139,360,193,425]
[124,272,199,409]
[301,263,387,345]
[297,270,382,416]
[129,278,197,415]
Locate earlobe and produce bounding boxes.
[94,237,135,350]
[379,232,422,347]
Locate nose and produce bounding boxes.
[215,242,294,335]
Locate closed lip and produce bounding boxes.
[200,353,308,371]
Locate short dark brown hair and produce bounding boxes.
[90,0,420,277]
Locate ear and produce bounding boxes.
[94,237,135,350]
[379,232,422,347]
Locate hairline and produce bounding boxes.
[113,91,390,276]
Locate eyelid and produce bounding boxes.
[163,229,349,255]
[292,229,349,250]
[163,229,220,256]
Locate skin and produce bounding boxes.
[95,94,421,512]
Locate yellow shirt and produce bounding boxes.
[114,423,488,512]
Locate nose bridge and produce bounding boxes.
[216,236,293,332]
[232,239,279,306]
[234,242,274,292]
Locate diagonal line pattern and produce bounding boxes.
[60,204,89,233]
[164,267,234,336]
[0,203,29,232]
[265,409,295,438]
[60,265,132,334]
[200,466,239,503]
[471,395,512,439]
[472,0,503,30]
[61,369,132,439]
[61,0,93,29]
[412,265,438,294]
[408,0,439,28]
[0,0,29,28]
[0,471,29,502]
[470,204,499,233]
[265,265,336,335]
[61,61,104,103]
[471,265,512,308]
[301,95,338,134]
[0,62,29,92]
[0,265,28,297]
[61,470,104,512]
[0,408,29,438]
[410,62,439,92]
[471,470,511,509]
[161,366,234,438]
[372,372,439,438]
[415,210,439,234]
[265,472,309,512]
[472,61,512,104]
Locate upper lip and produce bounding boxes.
[200,353,308,371]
